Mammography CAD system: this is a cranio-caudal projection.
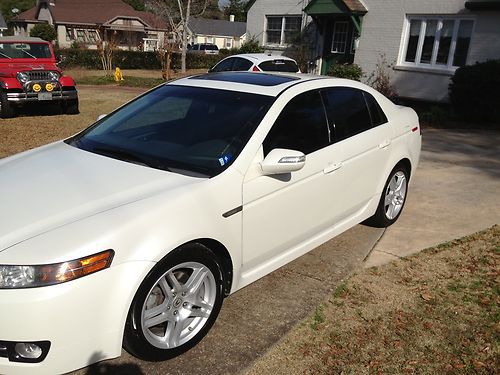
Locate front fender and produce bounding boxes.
[59,75,76,87]
[0,77,22,90]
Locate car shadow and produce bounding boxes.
[84,352,144,375]
[421,128,500,179]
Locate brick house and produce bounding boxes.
[12,0,168,51]
[246,0,500,102]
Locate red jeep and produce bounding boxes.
[0,36,78,118]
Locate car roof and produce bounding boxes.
[171,71,326,97]
[227,53,297,63]
[0,36,46,43]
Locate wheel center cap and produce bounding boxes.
[173,298,183,308]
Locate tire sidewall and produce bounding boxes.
[124,244,224,361]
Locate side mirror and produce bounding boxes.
[96,114,107,121]
[260,148,305,175]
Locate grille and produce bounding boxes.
[25,71,52,81]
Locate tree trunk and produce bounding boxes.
[181,23,187,73]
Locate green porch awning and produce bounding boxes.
[304,0,367,34]
[304,0,367,16]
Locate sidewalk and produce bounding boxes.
[365,128,500,267]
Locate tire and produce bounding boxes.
[63,98,79,115]
[365,165,409,228]
[0,91,15,118]
[123,243,224,361]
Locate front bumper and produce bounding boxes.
[0,260,153,375]
[7,89,78,103]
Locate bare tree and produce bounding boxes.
[96,27,117,74]
[147,0,210,73]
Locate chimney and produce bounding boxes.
[230,15,235,22]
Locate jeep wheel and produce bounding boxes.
[63,99,79,115]
[0,91,15,118]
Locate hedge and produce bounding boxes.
[449,60,500,124]
[56,48,233,70]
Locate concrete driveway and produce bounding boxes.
[75,128,499,375]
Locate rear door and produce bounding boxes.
[322,87,392,217]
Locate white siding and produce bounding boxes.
[246,0,309,50]
[355,0,500,101]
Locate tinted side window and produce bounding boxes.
[363,92,388,126]
[212,58,235,72]
[263,90,329,156]
[323,87,372,141]
[232,57,253,71]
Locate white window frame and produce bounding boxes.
[265,15,302,47]
[398,15,475,72]
[225,38,233,49]
[331,21,349,53]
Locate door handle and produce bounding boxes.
[323,162,342,174]
[378,139,391,149]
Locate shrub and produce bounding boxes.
[419,105,449,125]
[30,24,57,42]
[449,60,500,123]
[367,54,397,99]
[327,63,363,81]
[237,38,264,54]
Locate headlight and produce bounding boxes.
[48,71,60,81]
[0,250,114,289]
[16,72,30,84]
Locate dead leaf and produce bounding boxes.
[423,322,433,329]
[473,361,485,368]
[421,293,433,301]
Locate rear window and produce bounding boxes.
[258,60,299,73]
[201,44,218,51]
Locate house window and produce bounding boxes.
[266,16,301,46]
[331,21,348,53]
[66,27,74,41]
[225,38,233,49]
[76,29,86,43]
[87,30,98,43]
[402,16,474,70]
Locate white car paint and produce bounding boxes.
[0,73,421,374]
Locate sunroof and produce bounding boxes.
[190,72,299,86]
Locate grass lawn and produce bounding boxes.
[246,226,499,375]
[0,85,144,158]
[64,68,208,88]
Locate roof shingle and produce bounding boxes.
[188,18,246,38]
[15,0,167,29]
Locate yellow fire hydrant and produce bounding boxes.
[114,67,124,82]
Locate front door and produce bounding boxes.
[241,90,345,276]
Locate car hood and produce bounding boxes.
[0,60,58,77]
[0,142,201,253]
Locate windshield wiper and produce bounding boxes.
[0,51,12,59]
[21,49,37,59]
[92,146,162,169]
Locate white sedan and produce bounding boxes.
[209,53,300,73]
[0,72,421,374]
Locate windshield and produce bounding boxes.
[0,42,52,59]
[67,85,273,177]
